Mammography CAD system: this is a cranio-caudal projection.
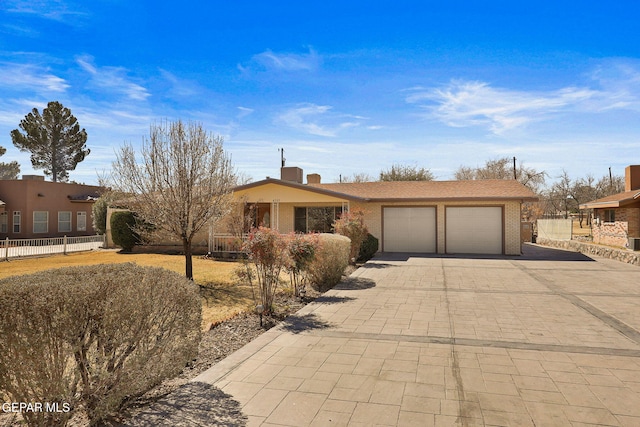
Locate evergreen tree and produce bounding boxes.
[0,146,20,180]
[11,101,89,182]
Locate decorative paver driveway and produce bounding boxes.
[194,244,640,426]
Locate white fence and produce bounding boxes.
[208,233,247,254]
[2,235,105,261]
[537,219,573,241]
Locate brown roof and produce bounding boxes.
[235,178,538,202]
[309,180,537,201]
[580,190,640,209]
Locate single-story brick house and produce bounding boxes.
[223,167,538,255]
[580,165,640,249]
[0,175,103,239]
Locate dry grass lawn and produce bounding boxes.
[572,219,592,237]
[0,250,254,329]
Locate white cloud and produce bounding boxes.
[158,69,206,98]
[275,104,377,137]
[6,0,88,23]
[236,106,254,119]
[242,48,321,73]
[406,80,601,134]
[76,55,150,101]
[0,63,69,92]
[277,104,334,136]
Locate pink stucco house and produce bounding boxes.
[0,175,103,239]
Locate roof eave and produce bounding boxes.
[233,178,365,202]
[368,196,538,203]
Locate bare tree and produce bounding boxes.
[339,172,374,183]
[112,120,235,279]
[379,163,434,181]
[455,157,546,193]
[455,157,546,225]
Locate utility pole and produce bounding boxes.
[609,166,613,191]
[279,148,285,167]
[513,157,517,180]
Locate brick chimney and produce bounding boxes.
[280,167,303,183]
[307,173,321,184]
[625,165,640,191]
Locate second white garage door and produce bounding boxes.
[446,207,503,254]
[383,207,436,252]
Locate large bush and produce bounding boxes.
[286,233,319,297]
[358,233,379,262]
[333,208,368,264]
[308,233,351,292]
[110,210,139,252]
[0,264,201,426]
[92,195,110,235]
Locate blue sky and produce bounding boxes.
[1,1,639,185]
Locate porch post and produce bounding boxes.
[272,199,280,231]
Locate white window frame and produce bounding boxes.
[0,212,7,233]
[33,211,48,234]
[58,211,72,233]
[77,211,87,232]
[13,211,21,233]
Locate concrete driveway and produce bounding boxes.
[188,244,640,426]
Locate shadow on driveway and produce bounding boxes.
[368,244,595,263]
[519,243,595,262]
[118,382,247,426]
[281,313,332,334]
[334,276,376,290]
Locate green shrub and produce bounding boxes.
[110,210,139,252]
[92,195,109,235]
[358,233,379,262]
[0,264,201,426]
[308,233,350,292]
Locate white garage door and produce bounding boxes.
[446,207,503,254]
[383,207,436,253]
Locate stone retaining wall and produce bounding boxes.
[537,238,640,267]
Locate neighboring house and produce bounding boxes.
[580,165,640,249]
[223,167,538,255]
[0,175,103,239]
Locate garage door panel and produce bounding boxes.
[446,207,503,254]
[383,207,436,253]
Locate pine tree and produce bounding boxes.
[11,101,89,182]
[0,146,20,180]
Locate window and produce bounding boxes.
[77,211,87,231]
[294,206,343,233]
[13,211,20,233]
[33,211,48,234]
[604,209,615,223]
[58,211,72,232]
[0,212,7,233]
